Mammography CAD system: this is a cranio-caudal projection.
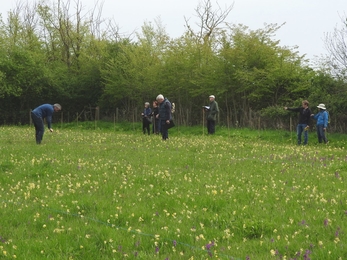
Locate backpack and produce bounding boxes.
[171,102,175,114]
[326,110,330,125]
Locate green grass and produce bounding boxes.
[0,122,346,259]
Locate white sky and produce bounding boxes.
[1,0,346,62]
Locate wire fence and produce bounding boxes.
[3,106,347,134]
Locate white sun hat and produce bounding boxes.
[317,103,326,110]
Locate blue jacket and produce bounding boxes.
[143,107,152,117]
[313,110,328,128]
[32,104,54,128]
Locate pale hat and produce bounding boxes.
[209,95,215,99]
[317,103,326,110]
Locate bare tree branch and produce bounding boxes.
[184,0,234,44]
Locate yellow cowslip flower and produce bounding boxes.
[270,249,276,256]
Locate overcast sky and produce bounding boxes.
[1,0,346,62]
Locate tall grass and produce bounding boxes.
[0,123,346,259]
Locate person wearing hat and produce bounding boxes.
[205,95,219,134]
[311,103,329,144]
[31,103,62,144]
[284,100,311,145]
[141,102,152,135]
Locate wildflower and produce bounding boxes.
[270,249,276,256]
[335,227,340,237]
[324,219,329,226]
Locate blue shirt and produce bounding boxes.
[313,110,328,128]
[32,104,54,129]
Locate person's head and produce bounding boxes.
[317,103,326,111]
[53,103,62,112]
[152,101,158,107]
[302,100,309,108]
[145,102,150,107]
[209,95,215,101]
[156,94,164,104]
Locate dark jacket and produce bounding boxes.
[158,98,172,121]
[207,100,219,121]
[287,107,311,125]
[32,104,54,129]
[152,106,159,120]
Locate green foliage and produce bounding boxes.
[260,105,288,118]
[0,0,346,131]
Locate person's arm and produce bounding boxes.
[46,115,53,131]
[285,107,300,112]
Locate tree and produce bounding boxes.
[324,15,347,78]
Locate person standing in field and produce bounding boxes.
[156,94,172,140]
[141,102,152,135]
[311,103,329,144]
[284,100,311,145]
[205,95,219,134]
[31,103,61,144]
[151,100,159,134]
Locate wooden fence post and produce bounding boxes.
[202,108,205,135]
[29,109,32,126]
[61,112,63,128]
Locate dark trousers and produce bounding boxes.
[142,118,150,135]
[152,119,159,134]
[207,119,216,134]
[161,121,169,140]
[316,125,328,143]
[31,112,44,144]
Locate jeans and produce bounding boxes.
[31,112,44,144]
[316,125,328,143]
[297,124,308,145]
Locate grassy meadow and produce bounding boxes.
[0,123,346,259]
